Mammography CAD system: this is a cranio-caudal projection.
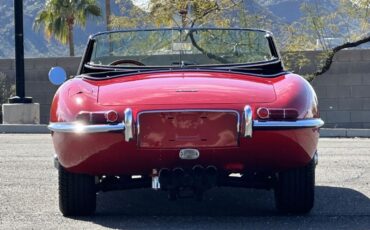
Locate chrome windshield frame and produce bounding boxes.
[79,27,280,75]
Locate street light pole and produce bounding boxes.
[9,0,32,103]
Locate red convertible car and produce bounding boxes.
[48,28,324,216]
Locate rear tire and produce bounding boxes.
[274,158,315,214]
[58,166,96,216]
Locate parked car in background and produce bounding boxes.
[48,28,324,216]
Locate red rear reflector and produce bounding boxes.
[269,109,285,119]
[257,107,269,119]
[284,109,299,120]
[105,110,118,123]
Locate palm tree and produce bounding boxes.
[34,0,102,56]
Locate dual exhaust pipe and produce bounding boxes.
[156,165,218,194]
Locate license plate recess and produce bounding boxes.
[138,111,239,148]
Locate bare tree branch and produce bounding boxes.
[188,30,230,64]
[314,34,370,76]
[190,3,220,27]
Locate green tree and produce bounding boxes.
[112,0,245,29]
[113,0,370,81]
[282,0,370,80]
[112,0,263,62]
[33,0,102,56]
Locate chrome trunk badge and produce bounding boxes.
[179,149,200,160]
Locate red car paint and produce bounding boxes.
[50,72,320,175]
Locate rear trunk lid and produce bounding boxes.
[97,72,276,105]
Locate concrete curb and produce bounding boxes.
[320,128,370,138]
[0,125,370,137]
[0,124,49,134]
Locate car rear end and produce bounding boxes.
[48,28,324,216]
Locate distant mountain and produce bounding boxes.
[242,0,284,23]
[259,0,304,23]
[255,0,338,23]
[0,0,122,58]
[0,0,341,58]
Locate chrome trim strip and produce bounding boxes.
[244,105,253,138]
[136,109,241,136]
[48,122,125,133]
[253,119,324,129]
[124,108,134,142]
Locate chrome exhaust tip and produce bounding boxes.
[192,165,205,187]
[206,166,218,187]
[152,169,160,190]
[206,165,217,175]
[192,165,205,172]
[172,167,185,187]
[159,168,171,190]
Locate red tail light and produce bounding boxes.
[284,109,299,120]
[257,108,299,120]
[76,110,119,124]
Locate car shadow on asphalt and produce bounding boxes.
[72,186,370,228]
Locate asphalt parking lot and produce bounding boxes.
[0,134,369,229]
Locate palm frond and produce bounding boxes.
[33,0,102,55]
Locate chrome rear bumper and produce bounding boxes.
[48,107,324,137]
[253,119,324,130]
[48,122,125,133]
[48,119,324,134]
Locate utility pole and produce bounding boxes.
[9,0,32,103]
[2,0,38,125]
[105,0,111,31]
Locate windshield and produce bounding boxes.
[88,28,276,67]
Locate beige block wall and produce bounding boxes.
[0,50,369,127]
